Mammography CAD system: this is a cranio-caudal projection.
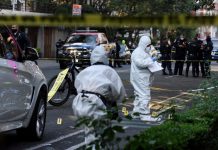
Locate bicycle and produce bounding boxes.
[48,56,80,106]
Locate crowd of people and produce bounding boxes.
[109,38,130,68]
[160,34,213,78]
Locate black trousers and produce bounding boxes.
[186,60,199,77]
[162,60,172,74]
[204,60,211,77]
[114,54,121,67]
[199,61,205,77]
[174,60,184,75]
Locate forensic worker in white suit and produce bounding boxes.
[72,45,126,146]
[130,35,162,122]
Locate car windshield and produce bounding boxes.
[66,34,97,45]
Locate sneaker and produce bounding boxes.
[140,115,162,122]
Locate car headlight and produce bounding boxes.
[70,50,74,54]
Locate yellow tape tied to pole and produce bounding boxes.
[47,68,69,102]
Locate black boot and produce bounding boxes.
[162,71,168,75]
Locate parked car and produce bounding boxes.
[211,39,218,61]
[0,26,48,140]
[211,47,218,60]
[57,30,113,69]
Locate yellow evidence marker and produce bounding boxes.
[57,118,63,125]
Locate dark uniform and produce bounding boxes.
[174,37,188,75]
[160,39,173,75]
[13,31,30,51]
[186,38,200,77]
[114,40,122,68]
[197,39,205,77]
[204,36,213,77]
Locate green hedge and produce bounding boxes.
[125,77,218,150]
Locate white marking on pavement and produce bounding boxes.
[65,142,86,150]
[189,86,218,92]
[66,126,129,150]
[26,129,84,150]
[165,76,174,78]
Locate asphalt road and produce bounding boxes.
[0,60,217,150]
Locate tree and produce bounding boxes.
[28,0,57,13]
[0,0,12,9]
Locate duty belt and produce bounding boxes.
[80,90,118,119]
[81,90,116,108]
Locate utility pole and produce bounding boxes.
[11,0,17,11]
[25,0,26,11]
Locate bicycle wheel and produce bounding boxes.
[48,75,71,106]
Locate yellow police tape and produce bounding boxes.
[40,57,217,62]
[1,14,218,27]
[47,68,69,102]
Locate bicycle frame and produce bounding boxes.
[67,58,80,93]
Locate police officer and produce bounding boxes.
[11,25,30,52]
[174,34,188,75]
[196,35,205,77]
[204,36,213,78]
[186,37,199,77]
[114,38,122,68]
[160,38,173,75]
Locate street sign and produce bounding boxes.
[72,4,82,16]
[11,0,17,5]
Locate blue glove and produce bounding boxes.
[151,56,157,62]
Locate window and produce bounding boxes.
[0,26,20,61]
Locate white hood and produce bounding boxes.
[138,36,151,53]
[90,45,109,65]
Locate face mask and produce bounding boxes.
[145,45,151,51]
[11,29,17,33]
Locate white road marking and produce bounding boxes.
[189,86,218,92]
[66,126,129,150]
[26,129,84,150]
[65,142,86,150]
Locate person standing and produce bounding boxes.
[120,39,128,65]
[196,36,205,77]
[160,38,173,75]
[114,38,122,68]
[186,37,200,77]
[72,45,126,147]
[11,25,30,52]
[130,35,162,122]
[204,36,213,78]
[174,34,188,75]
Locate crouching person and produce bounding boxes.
[72,45,126,148]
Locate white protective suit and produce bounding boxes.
[130,35,161,122]
[72,45,126,145]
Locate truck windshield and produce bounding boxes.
[66,35,97,44]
